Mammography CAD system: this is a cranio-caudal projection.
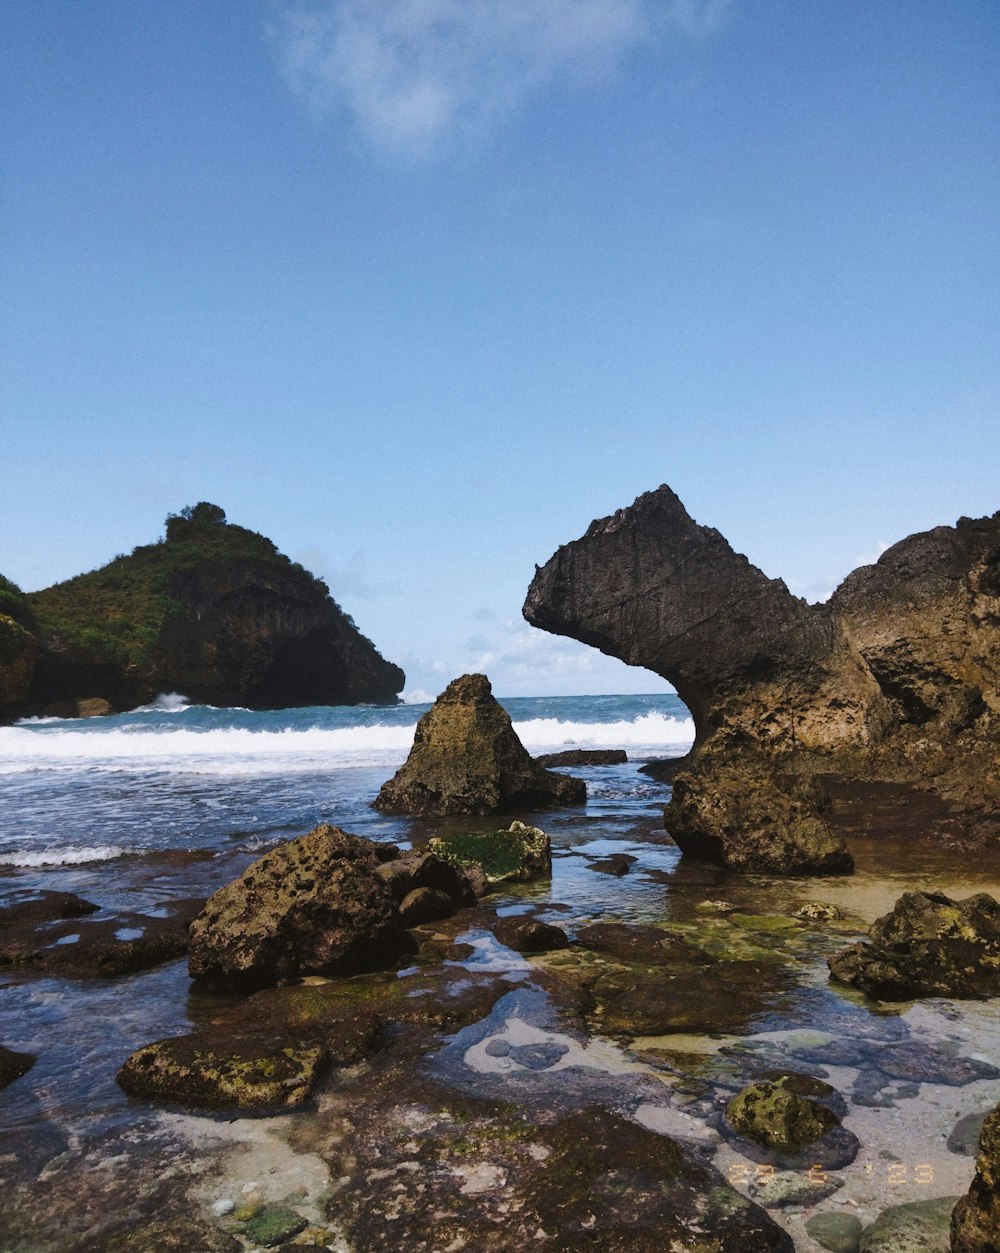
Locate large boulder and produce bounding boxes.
[373,674,585,815]
[187,824,411,990]
[665,759,853,874]
[829,891,1000,1000]
[952,1101,1000,1251]
[524,486,1000,868]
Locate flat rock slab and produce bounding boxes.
[0,891,99,929]
[859,1195,960,1252]
[533,749,627,766]
[875,1041,1000,1086]
[117,1031,329,1112]
[0,906,198,979]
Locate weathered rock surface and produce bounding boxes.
[374,674,585,815]
[829,891,1000,1000]
[524,486,1000,868]
[723,1077,860,1170]
[429,821,553,886]
[117,1032,329,1112]
[951,1100,1000,1252]
[188,824,411,990]
[3,504,403,718]
[861,1196,959,1252]
[492,916,569,953]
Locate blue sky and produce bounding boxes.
[2,1,998,699]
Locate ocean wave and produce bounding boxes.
[0,845,134,867]
[0,711,693,776]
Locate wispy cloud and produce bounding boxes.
[274,0,734,157]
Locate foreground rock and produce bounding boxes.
[0,1045,35,1089]
[829,891,1000,1000]
[524,486,1000,869]
[188,824,413,990]
[724,1077,857,1170]
[374,674,585,815]
[951,1100,1000,1251]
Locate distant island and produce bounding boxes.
[0,502,404,718]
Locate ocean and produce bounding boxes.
[4,691,1000,1251]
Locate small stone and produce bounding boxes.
[806,1210,863,1253]
[508,1042,569,1071]
[795,901,843,921]
[238,1204,308,1248]
[211,1199,235,1217]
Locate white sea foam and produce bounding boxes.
[0,845,133,867]
[0,710,693,777]
[131,692,191,714]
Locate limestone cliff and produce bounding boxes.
[3,504,404,717]
[524,486,1000,871]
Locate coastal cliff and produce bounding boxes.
[2,504,404,717]
[524,486,1000,870]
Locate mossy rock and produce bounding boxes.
[726,1078,839,1153]
[429,821,552,885]
[117,1031,328,1112]
[235,1204,307,1247]
[860,1195,959,1251]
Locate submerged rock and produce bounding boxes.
[373,674,585,815]
[524,485,1000,869]
[429,821,553,886]
[828,890,1000,1000]
[187,824,411,990]
[951,1101,1000,1252]
[806,1211,864,1253]
[0,1044,36,1089]
[860,1195,959,1252]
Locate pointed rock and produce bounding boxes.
[373,674,585,816]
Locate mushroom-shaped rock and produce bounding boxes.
[829,890,1000,1000]
[187,824,409,990]
[373,674,585,815]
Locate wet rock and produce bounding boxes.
[587,853,636,876]
[859,1195,959,1251]
[533,748,627,766]
[851,1066,920,1108]
[806,1211,864,1253]
[93,1218,242,1253]
[492,916,569,953]
[429,821,553,887]
[506,1042,568,1070]
[373,673,585,815]
[948,1110,988,1156]
[951,1101,1000,1251]
[374,850,475,912]
[76,696,113,717]
[0,909,195,979]
[234,1204,307,1247]
[829,891,1000,1000]
[117,1031,329,1112]
[0,1044,35,1088]
[727,1079,840,1154]
[874,1041,999,1087]
[0,891,99,929]
[576,921,711,966]
[398,886,457,927]
[188,824,410,990]
[749,1166,844,1209]
[796,901,844,921]
[665,760,854,875]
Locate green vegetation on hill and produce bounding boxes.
[27,503,349,668]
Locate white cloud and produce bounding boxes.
[274,0,734,156]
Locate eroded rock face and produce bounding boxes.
[188,824,410,990]
[829,890,1000,1000]
[374,675,585,815]
[524,486,1000,870]
[951,1101,1000,1252]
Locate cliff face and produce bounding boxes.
[0,578,37,705]
[4,506,404,716]
[524,486,1000,870]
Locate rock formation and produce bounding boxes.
[829,890,1000,1000]
[524,485,1000,871]
[373,674,585,815]
[952,1100,1000,1252]
[1,503,404,718]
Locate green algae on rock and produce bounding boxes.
[187,824,410,990]
[951,1100,1000,1252]
[828,890,1000,1000]
[860,1195,959,1252]
[806,1210,864,1253]
[429,820,553,886]
[374,674,585,816]
[726,1078,840,1154]
[116,1032,329,1112]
